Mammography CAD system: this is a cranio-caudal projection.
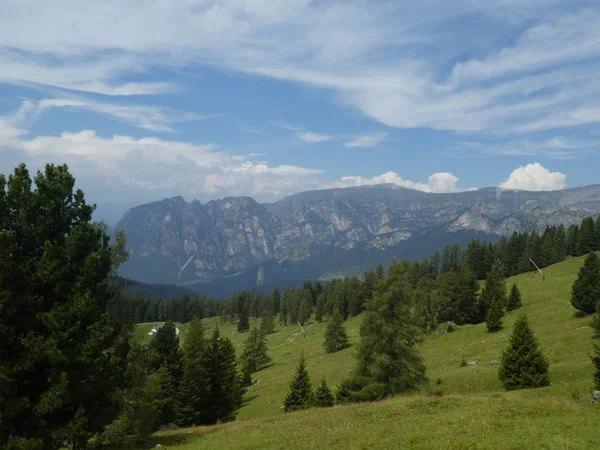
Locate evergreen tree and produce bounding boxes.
[260,306,275,334]
[240,327,271,385]
[283,355,313,412]
[312,378,334,408]
[298,289,313,325]
[148,321,183,383]
[315,293,326,322]
[477,260,507,323]
[486,296,504,332]
[592,343,600,390]
[238,299,250,331]
[498,315,550,390]
[507,283,523,311]
[571,252,600,314]
[342,263,426,402]
[280,288,291,326]
[596,215,600,251]
[578,217,597,254]
[0,164,132,449]
[555,224,568,262]
[272,287,281,315]
[177,319,209,426]
[376,264,385,280]
[567,225,580,256]
[204,328,244,424]
[324,310,350,353]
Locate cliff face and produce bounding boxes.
[115,184,600,287]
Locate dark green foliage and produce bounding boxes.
[477,260,506,323]
[578,217,597,254]
[260,306,275,334]
[315,293,326,322]
[177,319,209,426]
[0,164,132,449]
[438,265,479,324]
[323,310,350,353]
[312,378,334,408]
[571,252,600,314]
[283,355,313,412]
[203,328,244,424]
[240,327,271,386]
[499,315,550,390]
[271,287,281,315]
[567,225,580,256]
[486,296,504,332]
[593,343,600,390]
[238,299,250,332]
[342,263,426,402]
[147,321,183,383]
[299,289,313,325]
[592,302,600,338]
[507,283,523,311]
[596,215,600,251]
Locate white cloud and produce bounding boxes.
[344,133,388,148]
[297,132,333,143]
[499,162,566,191]
[329,171,466,193]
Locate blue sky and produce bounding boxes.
[0,0,599,223]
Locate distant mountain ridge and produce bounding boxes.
[114,183,600,296]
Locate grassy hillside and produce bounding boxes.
[131,255,599,449]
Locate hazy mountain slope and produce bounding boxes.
[115,184,600,292]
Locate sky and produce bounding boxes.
[1,0,599,224]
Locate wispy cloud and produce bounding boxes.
[297,132,333,143]
[345,133,388,148]
[328,171,469,193]
[271,121,303,131]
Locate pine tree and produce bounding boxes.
[240,327,271,385]
[324,310,350,353]
[260,306,275,334]
[148,321,183,384]
[283,355,313,412]
[592,343,600,390]
[280,288,291,326]
[555,224,568,261]
[507,283,523,311]
[376,264,385,280]
[498,315,550,390]
[476,260,506,323]
[312,378,334,408]
[298,289,313,325]
[204,328,244,424]
[578,217,597,254]
[344,264,426,401]
[272,287,281,315]
[177,319,209,426]
[0,164,133,449]
[315,293,326,322]
[486,296,504,332]
[567,224,580,256]
[238,298,250,331]
[596,215,600,252]
[571,252,600,314]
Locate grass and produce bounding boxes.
[131,255,599,449]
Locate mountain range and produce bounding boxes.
[114,183,600,297]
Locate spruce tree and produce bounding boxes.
[313,378,334,407]
[240,327,271,385]
[486,296,504,332]
[238,300,250,331]
[272,287,281,315]
[177,319,209,426]
[261,306,275,334]
[578,217,597,254]
[299,289,313,325]
[507,283,523,311]
[567,225,580,256]
[204,328,244,424]
[315,293,326,322]
[324,310,350,353]
[498,315,550,390]
[283,355,313,412]
[344,264,426,401]
[148,321,183,384]
[571,252,600,314]
[477,260,506,323]
[596,215,600,251]
[0,164,133,449]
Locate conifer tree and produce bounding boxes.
[240,327,271,385]
[204,328,244,424]
[324,310,350,353]
[578,217,597,254]
[343,264,426,401]
[299,289,313,325]
[238,300,250,331]
[571,252,600,314]
[280,288,291,326]
[498,315,550,390]
[177,319,209,426]
[476,260,506,323]
[486,296,504,332]
[0,164,133,449]
[507,283,523,311]
[313,378,334,408]
[272,287,281,315]
[567,224,580,256]
[283,355,313,412]
[148,321,183,384]
[596,215,600,251]
[376,264,385,279]
[555,224,568,261]
[260,306,275,334]
[315,293,326,322]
